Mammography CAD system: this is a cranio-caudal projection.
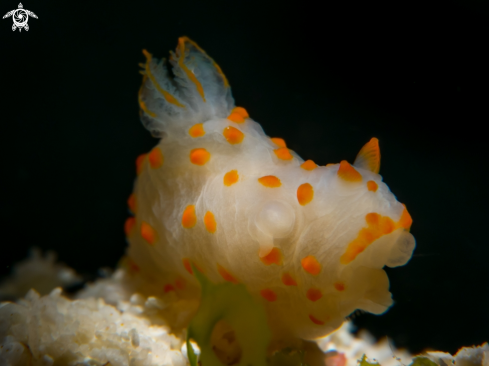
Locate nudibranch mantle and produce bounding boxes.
[128,37,415,340]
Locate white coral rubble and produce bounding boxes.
[0,248,81,299]
[0,287,187,366]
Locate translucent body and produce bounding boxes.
[127,37,415,340]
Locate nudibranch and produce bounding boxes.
[127,37,415,341]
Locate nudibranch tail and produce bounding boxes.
[138,37,234,138]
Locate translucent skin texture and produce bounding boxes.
[127,37,416,340]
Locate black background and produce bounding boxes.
[1,0,488,356]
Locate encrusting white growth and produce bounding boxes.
[128,37,417,340]
[0,248,81,299]
[0,287,187,366]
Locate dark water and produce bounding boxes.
[1,0,487,355]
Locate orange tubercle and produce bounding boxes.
[301,160,317,171]
[223,126,244,144]
[365,212,380,226]
[164,284,175,293]
[306,288,323,302]
[175,277,186,290]
[217,264,239,283]
[258,175,281,188]
[367,180,378,192]
[204,211,217,233]
[190,148,210,165]
[271,137,286,148]
[124,217,136,236]
[127,258,140,273]
[309,314,325,325]
[340,212,400,264]
[189,123,205,137]
[227,112,245,123]
[140,221,157,245]
[223,170,239,186]
[136,153,146,175]
[274,147,293,160]
[127,193,136,214]
[301,255,321,275]
[379,216,395,234]
[334,282,345,291]
[297,183,314,206]
[148,147,164,169]
[337,160,362,182]
[399,204,412,230]
[232,106,249,118]
[260,247,282,265]
[281,273,298,286]
[182,258,193,274]
[182,205,197,228]
[260,288,277,302]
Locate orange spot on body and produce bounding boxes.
[175,277,186,290]
[306,288,323,302]
[136,154,146,175]
[190,148,210,165]
[366,212,380,226]
[223,170,239,186]
[204,211,217,233]
[127,193,136,214]
[227,112,245,123]
[380,216,395,234]
[341,212,401,264]
[217,264,239,283]
[337,160,362,182]
[141,221,157,245]
[232,106,249,118]
[189,123,205,137]
[367,180,378,192]
[127,258,140,273]
[301,255,321,275]
[309,314,325,325]
[281,273,298,286]
[148,147,164,168]
[399,204,412,230]
[301,160,317,171]
[182,205,197,228]
[124,217,136,236]
[258,175,281,188]
[164,284,175,293]
[274,147,293,160]
[260,247,282,265]
[271,137,286,148]
[260,288,277,302]
[223,126,244,144]
[182,258,193,274]
[297,183,314,206]
[334,282,345,291]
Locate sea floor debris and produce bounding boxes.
[0,250,487,366]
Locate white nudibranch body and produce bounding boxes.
[126,37,415,340]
